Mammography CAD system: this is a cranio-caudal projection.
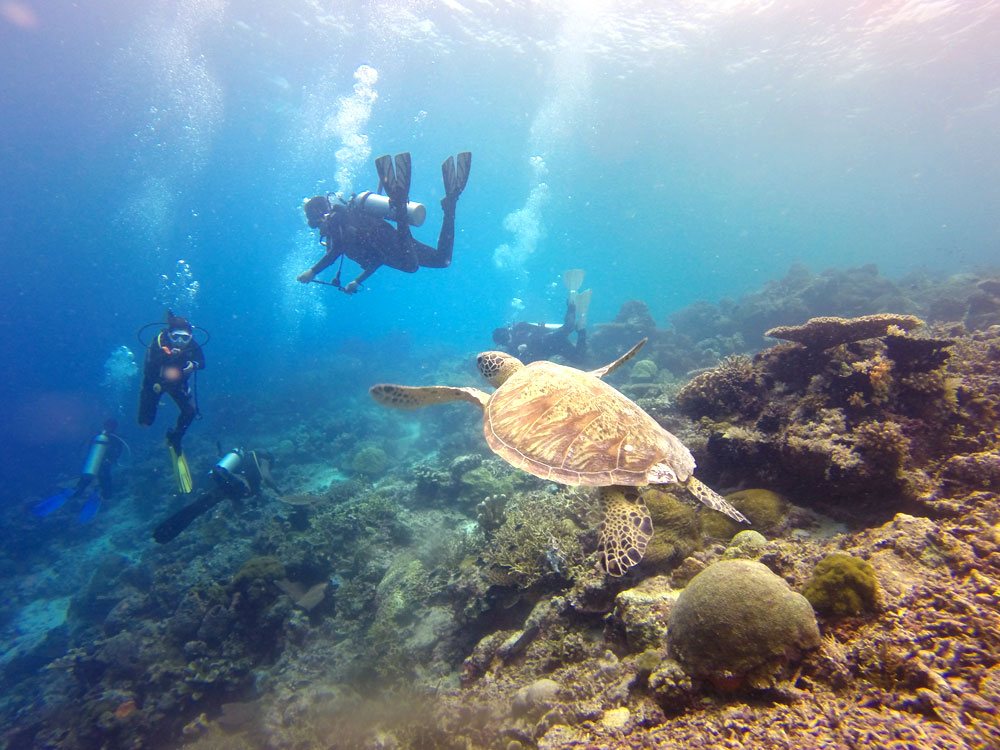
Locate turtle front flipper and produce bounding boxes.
[370,384,489,410]
[684,477,749,524]
[597,486,653,576]
[588,338,647,380]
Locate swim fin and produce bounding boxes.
[153,490,225,543]
[78,491,101,523]
[375,154,394,195]
[392,152,411,202]
[32,488,72,517]
[575,289,592,330]
[442,151,471,200]
[563,269,585,304]
[169,445,194,494]
[375,152,411,204]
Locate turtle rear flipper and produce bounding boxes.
[684,477,749,524]
[597,487,653,576]
[370,384,488,410]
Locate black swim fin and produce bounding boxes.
[374,152,411,203]
[392,152,411,202]
[375,154,394,195]
[442,151,471,201]
[153,490,225,543]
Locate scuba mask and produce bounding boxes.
[168,329,193,346]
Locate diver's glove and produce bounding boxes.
[343,280,359,295]
[182,361,196,376]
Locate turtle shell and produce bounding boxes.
[483,360,696,487]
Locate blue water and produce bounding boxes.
[2,0,998,505]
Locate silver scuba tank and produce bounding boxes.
[354,191,426,227]
[213,448,243,484]
[81,432,110,477]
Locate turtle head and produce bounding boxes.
[477,351,523,388]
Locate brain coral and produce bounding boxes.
[802,553,878,617]
[667,559,821,690]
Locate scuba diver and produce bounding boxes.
[492,269,591,365]
[297,151,471,293]
[138,310,205,494]
[33,420,129,523]
[153,447,281,543]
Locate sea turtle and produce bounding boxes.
[370,339,748,576]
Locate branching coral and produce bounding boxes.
[481,489,592,587]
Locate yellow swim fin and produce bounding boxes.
[563,269,585,296]
[169,445,194,494]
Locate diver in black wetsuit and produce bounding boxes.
[297,151,471,293]
[492,270,591,365]
[137,310,205,456]
[493,299,588,365]
[153,448,281,543]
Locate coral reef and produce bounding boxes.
[685,318,1000,520]
[675,354,765,420]
[3,266,998,750]
[350,443,389,477]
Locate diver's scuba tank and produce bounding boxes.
[353,191,426,227]
[81,431,110,477]
[212,448,244,486]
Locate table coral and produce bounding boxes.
[765,314,924,349]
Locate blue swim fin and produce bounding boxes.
[33,488,72,517]
[78,491,102,523]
